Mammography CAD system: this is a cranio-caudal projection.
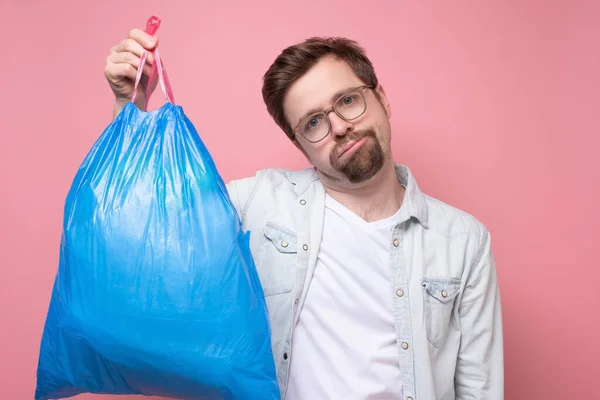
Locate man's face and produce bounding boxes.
[283,56,392,185]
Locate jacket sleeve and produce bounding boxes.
[226,174,259,226]
[455,228,504,399]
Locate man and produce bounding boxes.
[105,31,503,400]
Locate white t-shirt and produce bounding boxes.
[286,194,405,400]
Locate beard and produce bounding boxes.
[330,129,385,184]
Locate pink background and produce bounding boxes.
[1,1,598,399]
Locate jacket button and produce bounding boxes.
[396,289,404,297]
[401,342,409,350]
[302,244,308,251]
[283,352,288,360]
[281,241,289,248]
[393,239,399,247]
[441,290,448,298]
[299,199,307,205]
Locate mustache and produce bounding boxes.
[333,129,376,152]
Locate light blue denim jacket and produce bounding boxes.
[226,164,503,400]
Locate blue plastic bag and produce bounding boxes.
[35,16,280,400]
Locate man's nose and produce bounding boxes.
[328,111,353,138]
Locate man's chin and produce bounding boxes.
[339,156,384,184]
[329,134,386,183]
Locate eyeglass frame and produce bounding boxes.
[291,84,375,143]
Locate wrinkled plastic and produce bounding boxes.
[34,16,280,400]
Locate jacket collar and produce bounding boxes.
[287,163,429,228]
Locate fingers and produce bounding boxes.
[104,54,153,82]
[104,28,159,100]
[105,62,137,82]
[112,38,155,65]
[128,28,158,50]
[106,52,150,71]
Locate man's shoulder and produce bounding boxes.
[225,167,314,216]
[226,166,313,191]
[420,192,489,239]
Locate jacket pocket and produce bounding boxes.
[421,277,461,348]
[257,222,298,296]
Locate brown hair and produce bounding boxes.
[261,37,379,140]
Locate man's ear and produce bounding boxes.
[375,84,391,119]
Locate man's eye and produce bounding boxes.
[303,117,322,131]
[342,96,355,105]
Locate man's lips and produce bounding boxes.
[338,137,367,158]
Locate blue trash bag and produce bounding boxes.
[34,78,280,398]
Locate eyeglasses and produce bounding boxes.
[292,85,374,143]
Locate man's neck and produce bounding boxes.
[319,160,406,223]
